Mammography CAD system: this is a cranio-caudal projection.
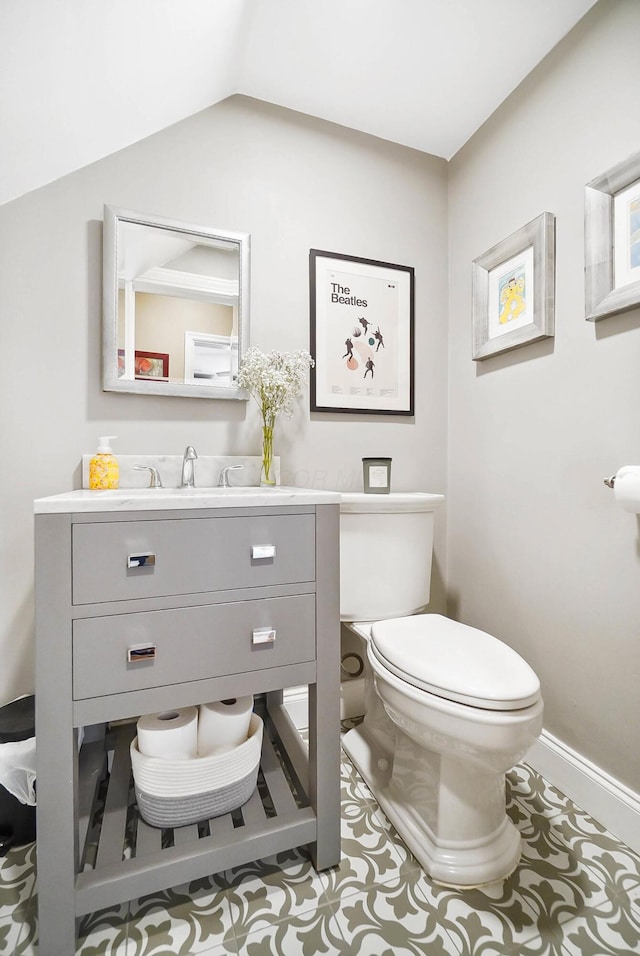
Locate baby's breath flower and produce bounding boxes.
[238,347,314,428]
[238,347,314,485]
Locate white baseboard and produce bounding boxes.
[527,730,640,855]
[283,680,365,731]
[282,686,309,731]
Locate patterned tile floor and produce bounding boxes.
[2,732,640,954]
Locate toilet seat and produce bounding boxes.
[370,614,540,711]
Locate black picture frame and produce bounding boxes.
[309,249,414,415]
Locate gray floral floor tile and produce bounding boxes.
[198,945,238,956]
[76,902,132,955]
[6,896,133,955]
[510,800,640,932]
[340,748,377,806]
[126,876,236,955]
[4,901,36,955]
[628,880,640,911]
[236,900,346,955]
[5,753,640,956]
[225,846,327,946]
[20,894,132,955]
[545,805,640,892]
[331,878,462,955]
[319,772,411,903]
[198,944,240,956]
[425,875,549,955]
[558,886,640,955]
[0,841,36,918]
[0,911,29,955]
[507,765,569,820]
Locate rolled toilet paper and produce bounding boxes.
[198,696,254,756]
[613,466,640,513]
[136,707,199,760]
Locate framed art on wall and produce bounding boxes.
[309,249,414,415]
[472,212,555,361]
[585,150,640,321]
[118,349,169,380]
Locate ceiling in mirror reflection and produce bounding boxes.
[103,206,250,399]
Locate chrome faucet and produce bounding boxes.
[218,464,243,488]
[180,446,198,488]
[133,464,164,488]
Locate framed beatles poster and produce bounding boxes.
[309,249,414,415]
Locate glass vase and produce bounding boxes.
[260,423,276,487]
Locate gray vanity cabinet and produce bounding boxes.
[34,501,340,956]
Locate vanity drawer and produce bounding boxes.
[72,593,315,699]
[72,513,315,605]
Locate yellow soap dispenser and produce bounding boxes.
[89,436,119,490]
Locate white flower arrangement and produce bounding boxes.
[237,346,314,485]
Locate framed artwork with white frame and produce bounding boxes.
[585,150,640,321]
[472,212,555,362]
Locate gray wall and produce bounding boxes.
[0,95,449,704]
[4,0,638,800]
[448,0,640,792]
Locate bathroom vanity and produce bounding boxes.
[34,487,340,955]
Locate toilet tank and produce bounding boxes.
[339,492,445,622]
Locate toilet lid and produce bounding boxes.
[370,614,540,711]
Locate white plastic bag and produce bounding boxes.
[0,737,36,805]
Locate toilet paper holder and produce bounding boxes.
[604,466,640,514]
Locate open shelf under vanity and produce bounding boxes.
[76,703,313,916]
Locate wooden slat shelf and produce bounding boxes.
[74,708,315,916]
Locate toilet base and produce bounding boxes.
[342,721,522,887]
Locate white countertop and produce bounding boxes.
[34,486,341,514]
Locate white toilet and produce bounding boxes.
[340,492,543,887]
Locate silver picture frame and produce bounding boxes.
[585,150,640,322]
[472,212,555,362]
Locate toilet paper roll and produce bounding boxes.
[136,707,198,760]
[197,696,254,756]
[613,466,640,513]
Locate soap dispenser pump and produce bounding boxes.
[89,436,119,490]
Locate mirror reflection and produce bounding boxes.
[103,206,250,399]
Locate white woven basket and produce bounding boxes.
[130,713,263,827]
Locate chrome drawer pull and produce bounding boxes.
[127,553,156,569]
[251,544,276,560]
[252,627,276,646]
[127,644,156,664]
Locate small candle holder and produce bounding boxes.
[362,457,392,494]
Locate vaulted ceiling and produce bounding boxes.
[0,0,597,207]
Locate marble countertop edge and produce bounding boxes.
[34,486,342,513]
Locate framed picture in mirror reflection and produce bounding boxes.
[118,349,169,381]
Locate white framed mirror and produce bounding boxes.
[102,205,250,399]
